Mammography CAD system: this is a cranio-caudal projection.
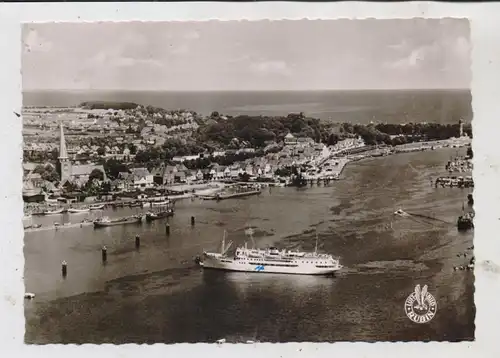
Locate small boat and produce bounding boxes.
[145,209,174,222]
[129,201,144,208]
[394,208,408,217]
[43,208,65,215]
[93,215,142,228]
[54,222,72,228]
[68,207,90,213]
[457,214,474,231]
[24,293,35,300]
[150,200,170,207]
[89,204,105,210]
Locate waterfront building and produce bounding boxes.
[128,168,154,189]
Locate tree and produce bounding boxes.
[128,143,137,155]
[88,169,104,182]
[49,148,59,161]
[103,159,128,179]
[33,164,59,182]
[33,165,46,175]
[97,147,106,156]
[100,181,112,192]
[238,172,251,182]
[62,180,79,193]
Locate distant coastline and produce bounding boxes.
[22,89,472,125]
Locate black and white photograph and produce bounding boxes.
[22,18,474,343]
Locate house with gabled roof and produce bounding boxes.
[127,167,154,190]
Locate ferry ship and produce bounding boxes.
[199,230,342,276]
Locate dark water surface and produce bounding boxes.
[23,89,472,125]
[24,148,475,343]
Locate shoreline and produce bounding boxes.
[23,139,470,216]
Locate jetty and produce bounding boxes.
[201,190,262,201]
[216,190,261,200]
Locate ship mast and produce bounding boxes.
[245,227,256,249]
[221,230,226,254]
[315,231,319,255]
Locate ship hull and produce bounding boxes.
[145,210,174,222]
[43,210,65,215]
[201,256,340,276]
[93,217,142,228]
[68,209,90,213]
[23,194,46,203]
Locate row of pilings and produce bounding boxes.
[60,215,197,278]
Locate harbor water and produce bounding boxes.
[24,147,474,343]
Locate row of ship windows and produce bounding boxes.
[245,260,331,265]
[221,260,336,268]
[237,262,299,267]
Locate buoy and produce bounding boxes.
[102,246,107,262]
[135,235,140,249]
[165,224,170,236]
[61,260,67,277]
[191,216,195,226]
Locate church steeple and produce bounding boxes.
[58,122,71,183]
[59,122,68,159]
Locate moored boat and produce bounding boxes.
[89,204,105,210]
[42,208,65,215]
[145,208,175,222]
[93,215,143,228]
[150,200,170,207]
[67,207,90,213]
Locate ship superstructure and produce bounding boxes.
[200,230,342,276]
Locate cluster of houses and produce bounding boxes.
[110,161,277,191]
[108,135,368,191]
[23,106,200,157]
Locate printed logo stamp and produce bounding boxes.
[404,284,437,324]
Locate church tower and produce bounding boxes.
[459,118,464,137]
[58,122,71,183]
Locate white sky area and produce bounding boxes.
[22,19,471,91]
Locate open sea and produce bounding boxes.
[24,148,475,343]
[23,89,472,124]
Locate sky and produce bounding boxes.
[22,19,471,91]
